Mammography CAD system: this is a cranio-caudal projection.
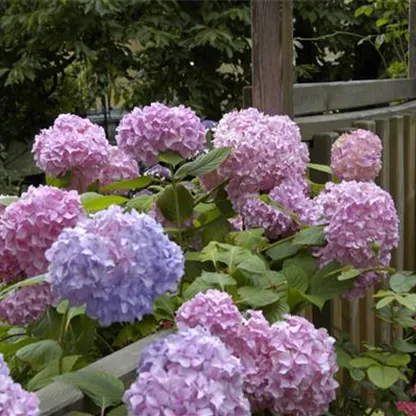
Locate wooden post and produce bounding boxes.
[251,0,293,116]
[409,0,416,78]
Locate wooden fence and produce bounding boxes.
[245,78,416,349]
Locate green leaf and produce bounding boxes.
[238,256,268,276]
[350,357,379,369]
[300,293,325,309]
[292,226,326,246]
[154,295,176,321]
[0,195,19,207]
[395,294,416,311]
[367,366,401,389]
[283,253,316,278]
[307,162,333,175]
[237,286,280,308]
[393,339,416,353]
[99,176,151,193]
[229,228,267,251]
[174,147,231,180]
[200,242,251,269]
[27,355,81,391]
[264,239,300,262]
[108,406,128,416]
[350,368,366,381]
[46,173,71,189]
[389,273,416,293]
[282,265,308,293]
[376,17,389,27]
[183,279,212,300]
[159,150,183,167]
[338,268,362,281]
[201,272,237,287]
[81,193,128,212]
[156,184,193,224]
[126,194,157,213]
[0,274,46,300]
[376,296,395,309]
[385,353,410,367]
[16,340,62,369]
[262,299,290,323]
[201,215,231,245]
[54,371,124,410]
[336,345,352,369]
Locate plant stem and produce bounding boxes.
[58,304,70,375]
[171,180,183,245]
[259,233,296,253]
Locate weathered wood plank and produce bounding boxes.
[37,330,170,416]
[403,114,416,270]
[375,118,391,192]
[297,99,416,140]
[409,0,416,78]
[251,0,293,116]
[389,116,405,271]
[244,79,416,116]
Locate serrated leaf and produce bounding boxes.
[395,294,416,311]
[174,147,231,180]
[282,265,308,293]
[126,194,157,213]
[376,296,395,309]
[159,150,183,167]
[201,272,236,287]
[229,228,267,251]
[237,287,280,308]
[156,183,193,224]
[292,226,326,246]
[283,253,316,278]
[264,239,300,262]
[200,242,251,269]
[238,256,268,276]
[81,193,127,212]
[27,355,81,391]
[16,340,62,369]
[108,406,128,416]
[183,279,212,300]
[99,176,151,193]
[154,295,176,321]
[54,371,124,410]
[350,357,379,369]
[389,273,416,293]
[367,365,400,389]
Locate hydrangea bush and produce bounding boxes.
[0,105,414,415]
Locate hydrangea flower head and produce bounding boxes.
[0,374,40,415]
[176,289,243,343]
[314,181,399,299]
[1,186,84,277]
[46,205,184,325]
[116,103,206,166]
[331,129,382,181]
[123,327,251,415]
[0,282,54,325]
[262,315,338,416]
[397,401,416,416]
[98,146,139,192]
[0,353,9,377]
[32,114,110,191]
[203,108,309,200]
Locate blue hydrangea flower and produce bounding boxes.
[46,205,184,326]
[0,353,10,377]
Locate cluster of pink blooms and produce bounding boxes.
[33,114,110,191]
[0,186,83,325]
[116,102,206,166]
[98,145,139,193]
[397,401,416,416]
[313,181,399,299]
[175,290,338,416]
[0,353,40,415]
[331,129,382,181]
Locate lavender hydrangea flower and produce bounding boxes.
[202,108,309,201]
[32,114,110,191]
[144,164,172,180]
[116,103,206,166]
[123,327,251,415]
[1,185,84,277]
[331,129,382,182]
[46,205,184,326]
[0,353,40,415]
[176,289,243,344]
[0,283,54,325]
[314,181,399,299]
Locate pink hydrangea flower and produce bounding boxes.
[116,103,206,166]
[331,129,382,182]
[0,282,54,325]
[397,401,416,416]
[98,146,139,193]
[176,289,243,343]
[314,181,399,299]
[32,114,110,191]
[202,108,309,200]
[1,185,84,277]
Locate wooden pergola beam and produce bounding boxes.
[251,0,293,117]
